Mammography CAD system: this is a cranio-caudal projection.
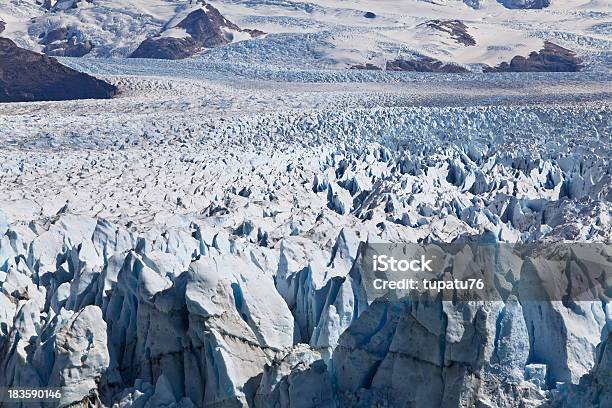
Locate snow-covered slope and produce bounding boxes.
[0,0,609,70]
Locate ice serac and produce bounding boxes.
[102,248,294,406]
[0,38,116,102]
[254,344,335,408]
[332,298,548,407]
[47,306,110,407]
[0,212,298,407]
[551,331,612,407]
[329,243,610,406]
[0,304,109,407]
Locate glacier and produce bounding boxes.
[0,60,612,407]
[0,0,611,406]
[0,57,611,408]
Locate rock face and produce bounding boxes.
[465,0,551,8]
[485,41,582,72]
[387,56,469,73]
[44,0,81,11]
[420,20,476,47]
[130,2,264,60]
[0,38,116,102]
[497,0,551,9]
[40,27,94,57]
[350,63,381,70]
[383,40,579,74]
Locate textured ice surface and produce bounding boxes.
[0,61,610,407]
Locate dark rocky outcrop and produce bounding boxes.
[351,55,469,73]
[0,20,5,34]
[40,27,93,57]
[484,41,582,72]
[387,56,469,73]
[130,2,263,60]
[350,63,381,70]
[497,0,551,9]
[464,0,550,10]
[43,0,81,11]
[364,12,376,19]
[463,0,481,8]
[0,38,116,102]
[420,19,476,47]
[129,37,197,60]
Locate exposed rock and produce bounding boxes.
[129,37,198,60]
[0,38,116,102]
[349,63,381,70]
[130,3,263,60]
[43,27,68,43]
[484,41,582,72]
[420,19,476,47]
[497,0,551,9]
[463,0,482,8]
[387,56,469,73]
[40,26,94,57]
[45,37,93,57]
[43,0,81,11]
[363,12,376,19]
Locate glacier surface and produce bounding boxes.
[0,60,610,407]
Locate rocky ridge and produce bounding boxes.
[0,37,116,102]
[130,2,264,60]
[485,41,583,73]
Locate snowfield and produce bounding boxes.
[1,0,611,70]
[0,58,610,407]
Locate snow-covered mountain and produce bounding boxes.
[129,2,264,59]
[0,0,609,70]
